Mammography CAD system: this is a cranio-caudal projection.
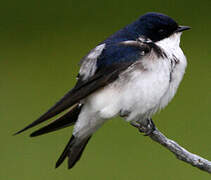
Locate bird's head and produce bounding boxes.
[134,12,190,42]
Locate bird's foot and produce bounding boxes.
[131,119,156,136]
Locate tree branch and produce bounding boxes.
[132,121,211,174]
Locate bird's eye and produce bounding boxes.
[158,29,164,34]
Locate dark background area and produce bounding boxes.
[1,0,210,179]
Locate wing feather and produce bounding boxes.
[14,40,152,135]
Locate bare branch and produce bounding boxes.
[132,121,211,174]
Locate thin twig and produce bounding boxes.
[132,122,211,174]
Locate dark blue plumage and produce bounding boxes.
[96,44,141,67]
[96,12,178,68]
[104,12,178,44]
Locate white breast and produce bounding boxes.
[156,32,187,110]
[118,32,187,122]
[120,55,171,121]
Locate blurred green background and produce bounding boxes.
[1,0,210,179]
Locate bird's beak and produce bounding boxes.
[176,25,191,32]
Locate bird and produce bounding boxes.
[14,12,190,169]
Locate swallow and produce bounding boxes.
[14,12,190,169]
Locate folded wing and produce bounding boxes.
[14,39,151,135]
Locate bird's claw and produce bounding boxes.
[131,119,156,136]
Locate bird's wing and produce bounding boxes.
[15,40,154,135]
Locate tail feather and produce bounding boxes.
[55,136,75,168]
[55,135,92,169]
[30,105,82,137]
[68,136,91,169]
